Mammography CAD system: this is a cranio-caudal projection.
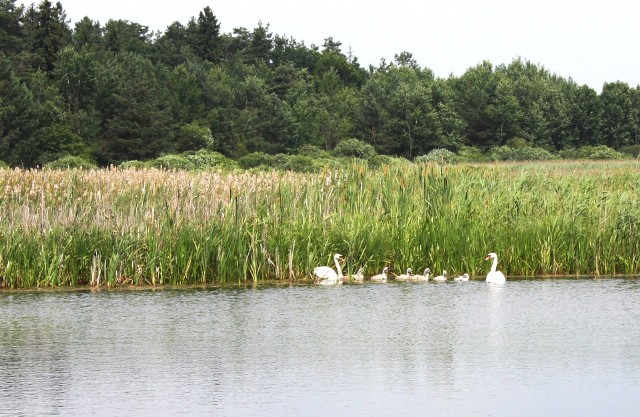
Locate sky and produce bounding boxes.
[24,0,640,91]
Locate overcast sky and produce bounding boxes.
[25,0,640,91]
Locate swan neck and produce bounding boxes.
[491,257,498,272]
[334,257,343,277]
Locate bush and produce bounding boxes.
[238,152,277,170]
[118,160,146,170]
[332,138,377,160]
[368,155,407,169]
[505,137,531,149]
[45,155,97,170]
[280,154,319,173]
[35,124,94,165]
[456,146,489,163]
[183,150,238,170]
[0,160,8,169]
[297,144,331,158]
[619,145,640,158]
[559,145,626,160]
[176,122,214,152]
[488,146,558,161]
[146,155,195,170]
[588,146,627,160]
[414,148,458,164]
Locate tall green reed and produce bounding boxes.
[1,160,640,288]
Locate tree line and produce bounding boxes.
[1,0,640,168]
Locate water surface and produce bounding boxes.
[1,278,640,416]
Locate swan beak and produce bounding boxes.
[484,255,491,260]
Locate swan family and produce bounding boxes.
[313,253,506,285]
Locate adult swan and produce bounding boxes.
[314,253,344,285]
[484,253,506,283]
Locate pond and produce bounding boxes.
[1,278,640,416]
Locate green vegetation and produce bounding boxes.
[1,160,639,288]
[1,1,640,168]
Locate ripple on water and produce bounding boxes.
[1,278,640,416]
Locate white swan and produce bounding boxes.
[433,270,447,282]
[370,267,389,283]
[410,268,431,282]
[395,268,413,281]
[453,273,470,282]
[314,253,344,285]
[351,267,365,283]
[485,253,506,283]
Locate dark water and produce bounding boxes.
[1,279,640,416]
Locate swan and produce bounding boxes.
[485,253,506,283]
[351,267,365,283]
[410,268,431,282]
[395,268,413,281]
[370,267,389,283]
[453,273,470,282]
[314,253,344,285]
[433,270,447,282]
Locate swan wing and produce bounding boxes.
[314,266,337,280]
[486,271,506,283]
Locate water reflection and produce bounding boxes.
[1,279,640,416]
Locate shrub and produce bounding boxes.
[0,160,8,169]
[45,155,97,170]
[505,137,531,149]
[559,145,626,160]
[414,148,458,164]
[183,150,238,170]
[35,124,94,165]
[456,146,489,163]
[118,160,146,170]
[368,155,406,169]
[588,146,626,160]
[488,146,558,161]
[237,152,276,169]
[146,155,195,170]
[297,144,331,158]
[280,154,319,173]
[332,138,377,160]
[619,145,640,158]
[176,122,214,152]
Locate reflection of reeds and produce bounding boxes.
[1,159,640,288]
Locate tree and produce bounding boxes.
[72,17,102,51]
[103,19,151,55]
[31,0,70,73]
[176,121,213,152]
[153,21,190,67]
[600,82,639,149]
[164,63,204,125]
[0,55,41,164]
[314,37,367,88]
[187,6,221,62]
[54,46,97,112]
[293,80,358,151]
[95,52,173,163]
[563,83,602,148]
[0,0,25,56]
[394,51,419,70]
[451,61,498,149]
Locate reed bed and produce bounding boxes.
[1,160,640,288]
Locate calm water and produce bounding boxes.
[1,278,640,416]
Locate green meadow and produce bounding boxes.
[1,159,639,288]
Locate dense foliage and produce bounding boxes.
[1,0,640,167]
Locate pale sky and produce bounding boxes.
[26,0,640,91]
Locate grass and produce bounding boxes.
[1,159,640,288]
